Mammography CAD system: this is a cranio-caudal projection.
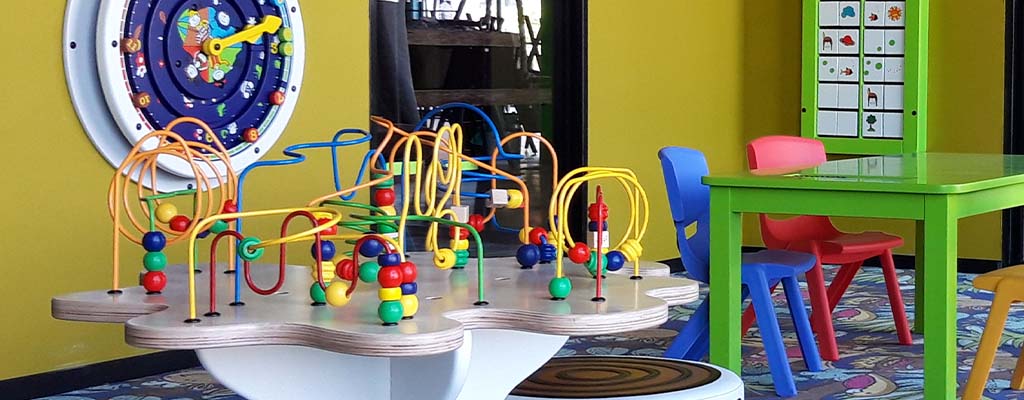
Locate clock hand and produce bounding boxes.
[202,15,283,57]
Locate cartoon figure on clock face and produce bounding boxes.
[117,0,298,155]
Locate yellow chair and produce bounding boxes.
[964,265,1024,399]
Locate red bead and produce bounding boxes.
[169,215,191,232]
[221,200,238,222]
[269,91,286,106]
[468,214,485,232]
[399,261,418,283]
[143,271,167,292]
[529,227,549,246]
[373,189,396,206]
[449,225,470,240]
[337,259,356,281]
[378,266,403,288]
[588,203,609,221]
[317,218,338,235]
[244,128,260,143]
[568,242,590,264]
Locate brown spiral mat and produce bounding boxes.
[509,356,723,398]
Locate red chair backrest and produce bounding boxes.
[746,136,839,248]
[746,136,827,173]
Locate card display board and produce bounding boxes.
[801,0,928,155]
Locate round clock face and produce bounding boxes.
[74,0,304,180]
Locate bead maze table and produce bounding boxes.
[52,254,698,400]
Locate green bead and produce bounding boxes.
[210,220,229,234]
[239,237,264,261]
[378,301,404,324]
[359,261,381,283]
[279,42,294,57]
[585,252,609,276]
[310,282,327,303]
[372,173,395,188]
[278,27,294,42]
[548,277,572,299]
[143,251,167,272]
[454,250,470,266]
[376,223,398,234]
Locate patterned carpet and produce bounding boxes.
[39,265,1024,400]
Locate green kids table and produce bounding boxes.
[704,153,1024,399]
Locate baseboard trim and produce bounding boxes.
[659,247,1003,275]
[0,350,199,400]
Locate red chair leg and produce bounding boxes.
[805,258,840,361]
[826,261,862,313]
[880,249,913,345]
[741,283,778,336]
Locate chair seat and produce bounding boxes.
[974,264,1024,292]
[819,231,904,255]
[742,249,817,280]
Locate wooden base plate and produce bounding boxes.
[52,254,698,358]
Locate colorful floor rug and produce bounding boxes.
[39,265,1024,399]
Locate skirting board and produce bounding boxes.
[658,247,1002,275]
[0,350,199,400]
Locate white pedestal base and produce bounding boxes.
[197,329,569,400]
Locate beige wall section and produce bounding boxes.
[0,1,369,379]
[589,1,746,261]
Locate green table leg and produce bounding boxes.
[922,196,958,399]
[708,187,742,373]
[914,220,925,334]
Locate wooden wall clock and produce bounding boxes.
[64,0,305,191]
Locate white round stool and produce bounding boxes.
[507,356,744,400]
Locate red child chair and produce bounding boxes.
[741,136,912,361]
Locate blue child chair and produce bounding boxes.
[657,147,823,397]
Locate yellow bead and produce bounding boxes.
[401,295,419,317]
[519,228,532,245]
[434,248,456,269]
[378,287,402,301]
[377,206,397,216]
[507,189,524,209]
[326,282,351,307]
[155,203,178,223]
[451,238,470,250]
[312,261,336,281]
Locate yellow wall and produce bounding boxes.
[0,1,368,379]
[589,1,746,261]
[592,1,1006,261]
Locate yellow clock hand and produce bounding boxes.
[202,15,283,57]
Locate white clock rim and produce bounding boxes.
[94,0,305,179]
[65,0,197,191]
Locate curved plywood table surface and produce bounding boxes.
[53,254,697,400]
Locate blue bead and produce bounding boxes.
[142,231,166,252]
[378,253,401,267]
[196,230,210,239]
[401,282,418,295]
[312,240,336,260]
[516,244,540,267]
[539,243,557,262]
[359,239,384,258]
[587,221,608,232]
[606,250,626,271]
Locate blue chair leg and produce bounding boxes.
[686,327,711,361]
[782,275,823,372]
[748,271,798,398]
[665,297,709,360]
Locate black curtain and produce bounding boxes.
[370,0,420,137]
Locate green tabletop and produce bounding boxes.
[702,152,1024,400]
[705,153,1024,193]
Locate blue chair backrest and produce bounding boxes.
[658,147,711,283]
